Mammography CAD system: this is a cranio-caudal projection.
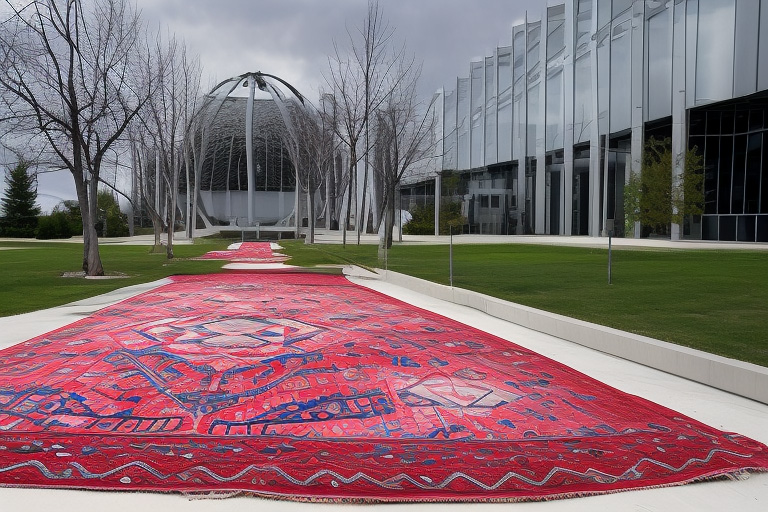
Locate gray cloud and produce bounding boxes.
[136,0,542,100]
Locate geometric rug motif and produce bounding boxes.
[195,242,289,263]
[0,272,766,502]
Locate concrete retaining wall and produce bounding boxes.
[379,270,768,405]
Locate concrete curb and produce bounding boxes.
[377,269,768,405]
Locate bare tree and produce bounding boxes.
[0,0,153,275]
[372,65,438,249]
[325,0,411,246]
[136,32,201,258]
[280,99,336,244]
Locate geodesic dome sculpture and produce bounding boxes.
[184,72,306,230]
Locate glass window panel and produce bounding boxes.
[689,110,705,136]
[686,0,699,108]
[457,78,470,170]
[547,5,566,61]
[738,216,756,242]
[718,136,733,214]
[647,7,672,120]
[706,111,721,135]
[721,109,735,134]
[546,69,564,150]
[527,21,543,156]
[598,0,611,28]
[734,0,759,97]
[485,56,497,165]
[762,132,768,213]
[760,0,768,90]
[719,215,737,241]
[597,30,610,134]
[576,0,593,51]
[745,133,761,214]
[443,88,457,170]
[702,215,718,240]
[528,82,540,155]
[696,0,735,103]
[491,195,500,208]
[610,20,632,131]
[749,110,764,132]
[735,109,749,134]
[613,0,632,17]
[527,21,541,83]
[574,52,593,144]
[758,216,768,242]
[703,135,718,214]
[513,28,526,160]
[497,48,513,162]
[732,134,747,214]
[471,61,484,168]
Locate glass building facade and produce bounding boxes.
[427,0,768,241]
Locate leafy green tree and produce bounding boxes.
[54,200,84,236]
[403,201,466,235]
[623,169,642,236]
[96,191,130,238]
[672,145,704,227]
[625,137,704,237]
[36,200,84,240]
[639,138,674,235]
[0,160,41,237]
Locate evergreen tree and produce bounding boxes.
[0,160,41,237]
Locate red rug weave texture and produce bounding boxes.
[196,242,289,263]
[0,273,766,502]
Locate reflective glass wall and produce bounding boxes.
[428,0,768,241]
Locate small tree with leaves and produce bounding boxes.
[0,160,40,237]
[625,137,704,237]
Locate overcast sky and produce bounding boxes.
[135,0,542,100]
[4,0,543,210]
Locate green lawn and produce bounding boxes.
[2,237,766,368]
[279,240,768,368]
[0,238,231,316]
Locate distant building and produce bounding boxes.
[406,0,768,242]
[187,95,297,226]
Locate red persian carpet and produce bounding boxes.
[0,272,766,502]
[196,242,289,263]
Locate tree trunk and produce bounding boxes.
[166,184,175,260]
[305,187,315,245]
[387,184,397,248]
[358,164,368,244]
[184,145,192,239]
[84,174,104,276]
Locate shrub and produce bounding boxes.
[403,201,466,235]
[36,211,74,239]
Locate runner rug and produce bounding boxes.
[0,273,766,502]
[196,242,289,263]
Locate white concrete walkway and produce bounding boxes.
[0,269,766,512]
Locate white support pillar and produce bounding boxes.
[670,0,687,241]
[245,75,256,225]
[155,150,161,214]
[434,172,441,236]
[563,0,575,235]
[589,0,602,238]
[631,0,646,238]
[535,5,548,235]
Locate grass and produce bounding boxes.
[2,237,766,368]
[0,238,232,316]
[279,240,768,368]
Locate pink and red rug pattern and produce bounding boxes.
[0,273,766,501]
[196,242,289,263]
